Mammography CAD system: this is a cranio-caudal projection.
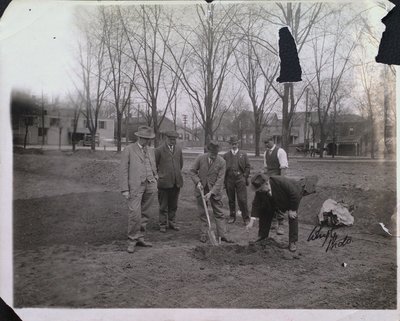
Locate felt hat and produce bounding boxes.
[250,173,269,191]
[207,140,220,153]
[135,126,155,139]
[263,136,274,143]
[165,130,179,138]
[228,135,240,144]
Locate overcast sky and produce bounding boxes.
[0,0,390,101]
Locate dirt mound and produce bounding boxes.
[191,239,298,265]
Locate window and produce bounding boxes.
[349,127,354,136]
[50,118,60,127]
[99,121,106,129]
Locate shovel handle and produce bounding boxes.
[198,186,212,228]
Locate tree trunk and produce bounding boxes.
[24,124,29,149]
[281,83,290,152]
[370,116,375,159]
[59,127,62,150]
[116,112,122,152]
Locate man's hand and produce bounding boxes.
[204,191,212,201]
[122,191,130,200]
[288,210,297,219]
[197,182,203,190]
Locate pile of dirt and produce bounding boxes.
[191,239,298,266]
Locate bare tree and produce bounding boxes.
[168,3,242,147]
[306,10,358,158]
[67,92,83,152]
[258,3,326,152]
[75,10,111,151]
[100,6,136,152]
[359,3,396,157]
[233,6,280,156]
[119,5,181,146]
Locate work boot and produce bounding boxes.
[160,226,167,233]
[243,217,251,226]
[228,217,236,224]
[277,222,284,235]
[137,239,152,247]
[168,222,180,231]
[200,235,207,243]
[127,242,137,253]
[221,237,234,243]
[289,242,297,252]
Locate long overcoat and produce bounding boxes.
[155,142,184,189]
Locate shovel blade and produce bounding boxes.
[208,230,219,246]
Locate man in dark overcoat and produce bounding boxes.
[155,130,183,232]
[223,135,251,225]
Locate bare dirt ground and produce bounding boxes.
[13,149,397,309]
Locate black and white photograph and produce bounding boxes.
[0,0,398,320]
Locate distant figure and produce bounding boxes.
[263,136,288,235]
[223,135,251,225]
[155,130,183,233]
[121,126,158,253]
[190,141,233,244]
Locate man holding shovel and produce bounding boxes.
[190,141,233,244]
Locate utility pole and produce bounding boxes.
[303,87,309,151]
[182,114,187,141]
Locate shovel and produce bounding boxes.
[198,186,219,246]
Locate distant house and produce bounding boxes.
[119,116,198,146]
[261,112,370,156]
[12,106,114,147]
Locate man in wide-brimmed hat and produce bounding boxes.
[155,130,183,233]
[189,141,233,244]
[223,135,251,225]
[249,173,317,252]
[263,136,289,235]
[121,126,158,253]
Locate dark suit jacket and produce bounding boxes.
[251,176,303,218]
[155,142,183,189]
[189,154,226,198]
[223,150,250,179]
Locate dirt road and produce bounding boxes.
[13,151,397,309]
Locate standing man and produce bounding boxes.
[120,126,158,254]
[223,135,251,225]
[249,173,302,252]
[263,136,289,235]
[155,130,183,233]
[190,141,233,243]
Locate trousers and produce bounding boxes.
[225,175,249,221]
[259,205,298,243]
[158,186,180,227]
[126,181,157,242]
[196,187,227,239]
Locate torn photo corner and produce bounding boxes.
[0,0,398,321]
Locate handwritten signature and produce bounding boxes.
[307,225,352,252]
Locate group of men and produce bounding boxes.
[121,125,308,254]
